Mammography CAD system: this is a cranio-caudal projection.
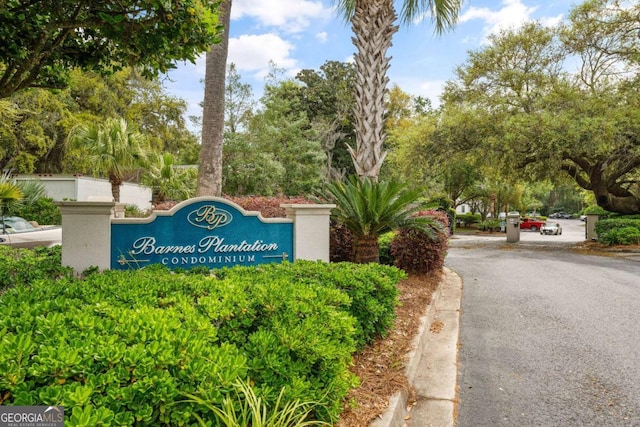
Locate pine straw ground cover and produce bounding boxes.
[337,271,442,426]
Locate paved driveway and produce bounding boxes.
[446,235,640,426]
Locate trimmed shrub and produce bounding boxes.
[215,260,404,351]
[0,260,404,423]
[0,270,248,425]
[595,216,640,245]
[0,246,71,292]
[583,205,610,216]
[390,210,449,274]
[600,227,640,245]
[595,218,640,245]
[457,212,481,227]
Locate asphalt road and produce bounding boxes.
[446,224,640,427]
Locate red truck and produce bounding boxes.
[519,217,545,232]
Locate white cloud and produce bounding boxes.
[391,77,446,107]
[416,79,446,107]
[459,0,538,39]
[229,33,298,78]
[232,0,331,33]
[316,31,328,43]
[539,14,564,28]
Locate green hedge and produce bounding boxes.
[214,260,404,351]
[9,197,61,225]
[0,246,72,292]
[0,257,404,425]
[595,218,640,245]
[457,212,481,227]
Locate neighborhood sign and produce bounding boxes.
[111,198,293,270]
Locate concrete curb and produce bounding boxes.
[371,268,462,427]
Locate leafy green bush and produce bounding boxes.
[457,212,481,227]
[478,219,502,232]
[0,260,404,423]
[600,227,640,245]
[378,231,395,266]
[215,260,404,351]
[0,246,71,292]
[595,217,640,245]
[583,205,610,216]
[10,197,61,225]
[390,210,449,274]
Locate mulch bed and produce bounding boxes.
[336,271,442,426]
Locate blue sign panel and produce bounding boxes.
[111,198,294,270]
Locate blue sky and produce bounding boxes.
[163,0,575,129]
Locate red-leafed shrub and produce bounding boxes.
[153,200,179,211]
[226,195,314,218]
[390,210,449,274]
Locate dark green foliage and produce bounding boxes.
[457,212,481,227]
[600,227,640,245]
[0,0,222,98]
[0,258,405,423]
[215,261,404,351]
[10,197,61,225]
[595,218,640,245]
[378,232,395,266]
[390,211,450,274]
[0,246,71,292]
[478,219,502,232]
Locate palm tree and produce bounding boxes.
[324,176,441,263]
[69,118,150,202]
[197,0,232,197]
[334,0,461,180]
[143,152,197,203]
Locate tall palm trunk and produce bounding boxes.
[197,0,232,197]
[353,235,381,264]
[347,0,398,181]
[109,172,123,202]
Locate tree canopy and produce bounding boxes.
[438,1,640,214]
[0,68,199,174]
[0,0,222,98]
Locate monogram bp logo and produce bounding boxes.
[187,205,233,230]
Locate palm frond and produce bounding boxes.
[323,176,437,239]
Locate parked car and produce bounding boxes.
[519,217,546,232]
[0,216,62,249]
[540,222,562,235]
[549,212,573,219]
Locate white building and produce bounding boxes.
[14,174,152,211]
